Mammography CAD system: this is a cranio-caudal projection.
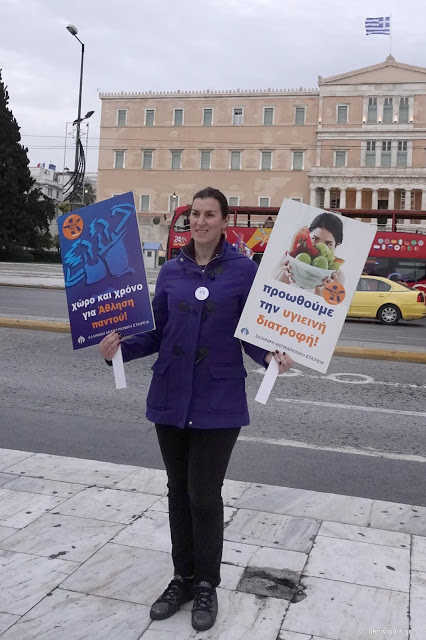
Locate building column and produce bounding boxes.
[421,190,426,211]
[324,187,331,209]
[371,189,379,210]
[355,189,362,209]
[310,188,317,207]
[339,188,346,209]
[404,189,411,211]
[388,189,395,210]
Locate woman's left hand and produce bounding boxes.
[264,350,294,374]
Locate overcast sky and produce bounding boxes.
[2,0,425,172]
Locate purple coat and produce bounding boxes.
[120,239,269,429]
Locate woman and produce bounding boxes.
[276,211,344,296]
[99,187,292,632]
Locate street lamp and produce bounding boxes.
[65,24,94,209]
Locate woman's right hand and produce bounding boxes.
[99,330,122,361]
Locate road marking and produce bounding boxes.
[0,307,30,311]
[252,368,426,389]
[238,435,426,463]
[326,373,374,384]
[275,398,426,418]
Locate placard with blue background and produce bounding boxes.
[57,192,154,350]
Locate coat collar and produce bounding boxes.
[181,234,225,262]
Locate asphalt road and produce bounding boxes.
[1,328,425,506]
[1,286,426,348]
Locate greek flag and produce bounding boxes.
[365,16,391,35]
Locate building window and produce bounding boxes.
[233,108,243,125]
[367,97,377,123]
[259,197,270,207]
[142,150,153,170]
[47,187,52,197]
[169,194,179,211]
[114,150,125,169]
[230,150,241,170]
[140,195,150,212]
[295,107,306,125]
[292,151,304,171]
[334,150,347,167]
[381,141,392,167]
[399,97,409,124]
[174,108,184,126]
[261,151,272,171]
[56,190,59,199]
[337,105,348,124]
[397,140,408,167]
[171,150,182,170]
[228,196,239,206]
[117,109,127,127]
[203,108,213,126]
[366,141,376,167]
[263,107,274,125]
[200,150,211,170]
[383,97,393,124]
[145,109,155,126]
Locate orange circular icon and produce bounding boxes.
[323,282,346,306]
[62,214,84,240]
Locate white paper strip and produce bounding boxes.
[112,344,127,390]
[255,357,278,405]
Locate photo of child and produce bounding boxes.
[274,211,345,298]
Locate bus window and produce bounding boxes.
[395,260,426,285]
[173,213,191,232]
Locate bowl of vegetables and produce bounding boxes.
[286,227,344,290]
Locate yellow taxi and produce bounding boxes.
[347,276,426,325]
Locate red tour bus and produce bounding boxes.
[167,205,426,292]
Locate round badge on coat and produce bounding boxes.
[195,286,209,301]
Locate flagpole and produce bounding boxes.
[389,14,392,55]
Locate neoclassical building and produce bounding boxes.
[97,55,426,229]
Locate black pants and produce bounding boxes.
[155,424,241,588]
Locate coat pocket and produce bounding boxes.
[147,361,169,410]
[209,366,247,414]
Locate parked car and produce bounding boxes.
[347,276,426,325]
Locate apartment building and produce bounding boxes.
[98,55,426,225]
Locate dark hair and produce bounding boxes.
[192,187,229,219]
[308,212,343,246]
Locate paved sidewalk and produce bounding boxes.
[0,446,424,639]
[0,262,157,294]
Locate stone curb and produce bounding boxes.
[0,282,64,290]
[333,345,426,365]
[0,317,71,333]
[1,317,425,364]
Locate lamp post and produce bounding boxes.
[66,24,84,199]
[65,25,94,209]
[171,192,177,211]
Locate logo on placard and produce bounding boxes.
[78,336,86,344]
[323,283,346,306]
[62,214,84,240]
[240,327,249,336]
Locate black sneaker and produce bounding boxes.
[191,581,218,631]
[150,575,194,620]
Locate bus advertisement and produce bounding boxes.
[167,205,426,292]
